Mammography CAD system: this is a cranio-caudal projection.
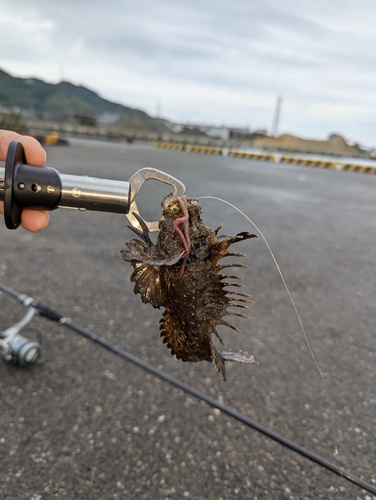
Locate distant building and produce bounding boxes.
[162,122,228,139]
[253,128,268,137]
[198,125,229,140]
[228,127,251,139]
[97,113,120,125]
[46,111,97,126]
[64,111,97,126]
[160,121,253,141]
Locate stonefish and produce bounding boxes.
[121,194,256,380]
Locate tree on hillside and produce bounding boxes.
[0,107,29,134]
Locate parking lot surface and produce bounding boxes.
[1,138,376,499]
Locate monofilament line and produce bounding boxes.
[2,282,376,492]
[199,196,326,386]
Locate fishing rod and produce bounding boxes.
[1,281,375,496]
[1,140,375,493]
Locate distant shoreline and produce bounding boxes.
[27,120,374,160]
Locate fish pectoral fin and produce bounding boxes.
[130,262,164,308]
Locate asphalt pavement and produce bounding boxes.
[1,138,376,499]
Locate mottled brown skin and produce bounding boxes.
[120,195,256,380]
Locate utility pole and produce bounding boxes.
[271,96,282,137]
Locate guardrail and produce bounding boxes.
[154,141,376,175]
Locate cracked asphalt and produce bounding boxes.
[1,138,376,499]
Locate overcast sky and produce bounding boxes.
[1,0,376,146]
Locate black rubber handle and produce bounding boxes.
[4,141,62,229]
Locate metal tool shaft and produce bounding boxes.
[58,173,130,213]
[0,166,130,212]
[0,140,185,230]
[0,141,131,229]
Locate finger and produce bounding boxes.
[0,133,49,231]
[21,210,50,232]
[0,203,49,231]
[0,131,47,166]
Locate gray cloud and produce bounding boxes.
[1,0,376,145]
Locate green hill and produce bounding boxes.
[0,68,148,118]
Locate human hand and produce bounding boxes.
[0,130,49,232]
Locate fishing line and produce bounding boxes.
[199,195,325,382]
[199,195,343,467]
[0,281,375,494]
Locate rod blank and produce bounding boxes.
[0,281,375,495]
